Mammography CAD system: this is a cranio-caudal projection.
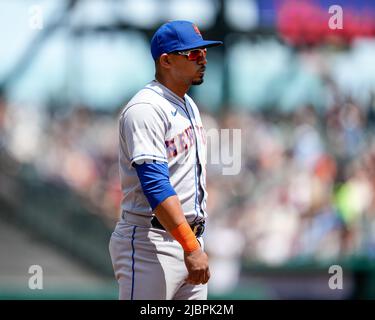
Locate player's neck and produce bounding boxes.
[155,76,187,100]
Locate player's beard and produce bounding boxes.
[192,67,205,85]
[192,78,204,85]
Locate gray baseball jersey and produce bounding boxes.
[118,79,207,224]
[109,79,208,300]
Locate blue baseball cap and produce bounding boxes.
[151,20,223,60]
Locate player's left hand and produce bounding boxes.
[184,248,210,285]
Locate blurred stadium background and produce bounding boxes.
[1,0,375,299]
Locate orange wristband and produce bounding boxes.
[170,221,200,253]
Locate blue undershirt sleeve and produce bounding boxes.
[133,161,177,210]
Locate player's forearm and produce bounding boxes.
[154,195,188,231]
[155,195,200,253]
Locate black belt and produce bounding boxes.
[151,216,205,238]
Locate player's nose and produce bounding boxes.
[197,55,207,65]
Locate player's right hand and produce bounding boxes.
[184,248,210,285]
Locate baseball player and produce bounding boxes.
[109,20,222,300]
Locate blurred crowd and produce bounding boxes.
[1,56,375,271]
[204,95,375,268]
[0,99,122,221]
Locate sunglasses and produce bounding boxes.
[174,48,207,61]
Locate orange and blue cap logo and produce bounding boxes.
[193,24,201,35]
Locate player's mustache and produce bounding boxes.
[199,67,206,72]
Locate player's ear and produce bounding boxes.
[159,53,172,69]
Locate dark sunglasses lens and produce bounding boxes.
[188,50,205,60]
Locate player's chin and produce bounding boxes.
[192,77,204,86]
